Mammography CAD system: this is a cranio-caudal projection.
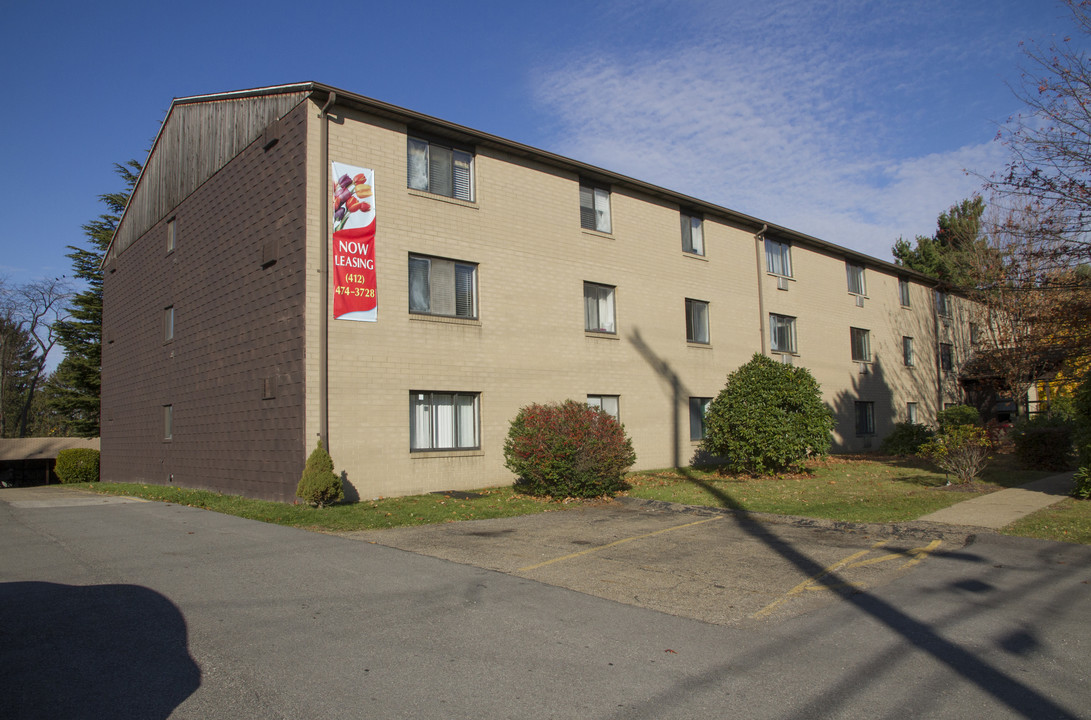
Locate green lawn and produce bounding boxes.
[79,453,1090,543]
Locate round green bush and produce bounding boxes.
[880,422,934,456]
[504,399,636,498]
[936,404,981,432]
[296,440,343,507]
[702,353,834,475]
[54,448,100,484]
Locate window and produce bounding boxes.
[766,239,792,277]
[940,343,953,372]
[407,137,474,201]
[936,290,951,317]
[584,282,616,333]
[846,263,866,295]
[408,255,477,318]
[587,395,620,421]
[163,404,173,440]
[769,314,797,354]
[898,278,910,307]
[410,391,479,451]
[164,306,174,343]
[855,401,875,436]
[681,213,704,255]
[902,336,914,367]
[850,327,870,362]
[685,299,709,344]
[166,218,176,253]
[689,397,712,440]
[907,402,918,424]
[579,183,611,233]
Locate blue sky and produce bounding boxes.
[0,0,1080,291]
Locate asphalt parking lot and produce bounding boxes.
[341,497,978,626]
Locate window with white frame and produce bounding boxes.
[850,327,870,362]
[164,306,174,343]
[902,336,914,367]
[689,397,712,440]
[855,401,875,436]
[410,391,479,451]
[408,255,477,319]
[899,278,911,307]
[769,314,797,354]
[407,137,474,201]
[686,299,709,344]
[907,402,919,424]
[936,290,951,317]
[766,239,792,277]
[587,395,620,421]
[583,282,616,333]
[846,263,866,295]
[579,183,611,232]
[940,343,953,372]
[681,213,704,255]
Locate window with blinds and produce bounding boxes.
[409,255,477,319]
[407,137,474,201]
[681,213,704,255]
[769,313,797,354]
[766,239,792,277]
[584,282,616,333]
[686,299,710,344]
[579,183,611,232]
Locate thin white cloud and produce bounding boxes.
[531,0,1017,261]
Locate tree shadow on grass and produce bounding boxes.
[627,327,1078,719]
[0,581,200,719]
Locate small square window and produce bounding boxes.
[410,391,480,451]
[846,263,866,296]
[407,137,474,201]
[584,282,616,334]
[766,239,792,277]
[681,213,704,255]
[855,401,875,436]
[579,183,611,233]
[898,278,911,307]
[164,306,174,343]
[850,327,870,362]
[587,395,620,421]
[409,254,477,318]
[902,336,914,367]
[685,299,710,344]
[689,397,712,441]
[769,314,797,354]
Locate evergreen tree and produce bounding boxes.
[892,197,986,286]
[50,160,140,436]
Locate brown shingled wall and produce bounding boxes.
[101,101,309,501]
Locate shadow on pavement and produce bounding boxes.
[0,581,200,719]
[628,327,1080,719]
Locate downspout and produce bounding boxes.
[754,224,769,355]
[318,91,336,451]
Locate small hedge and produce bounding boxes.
[296,440,343,508]
[936,404,980,432]
[55,448,100,484]
[504,399,636,498]
[1012,419,1074,471]
[879,422,934,456]
[919,425,991,484]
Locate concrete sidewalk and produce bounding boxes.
[918,471,1076,529]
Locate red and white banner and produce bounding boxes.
[331,162,377,321]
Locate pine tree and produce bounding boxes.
[50,160,140,436]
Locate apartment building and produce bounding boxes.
[101,82,973,501]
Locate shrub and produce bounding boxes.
[879,422,934,456]
[1073,465,1091,500]
[702,353,834,475]
[296,440,343,508]
[919,425,992,484]
[504,399,636,498]
[54,449,99,484]
[935,404,980,432]
[1011,414,1074,471]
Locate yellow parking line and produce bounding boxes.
[517,516,721,572]
[751,540,889,619]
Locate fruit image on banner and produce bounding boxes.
[331,162,377,321]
